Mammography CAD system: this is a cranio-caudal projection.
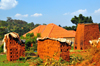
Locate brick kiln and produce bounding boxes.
[37,38,71,61]
[3,32,25,61]
[74,23,99,50]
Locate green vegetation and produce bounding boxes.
[21,33,38,51]
[63,14,94,31]
[0,17,41,40]
[0,44,4,53]
[71,14,93,26]
[0,27,8,40]
[0,47,97,66]
[0,14,100,40]
[0,54,29,66]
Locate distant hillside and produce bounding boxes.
[0,17,41,39]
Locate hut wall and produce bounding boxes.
[37,39,60,60]
[74,23,99,50]
[60,42,71,61]
[7,38,25,61]
[97,42,100,48]
[37,39,71,61]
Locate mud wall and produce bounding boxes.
[74,23,99,50]
[60,42,71,61]
[37,39,71,61]
[7,38,25,61]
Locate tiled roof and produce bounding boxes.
[23,23,75,38]
[23,25,46,37]
[68,30,76,37]
[41,23,75,38]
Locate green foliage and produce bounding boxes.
[99,23,100,31]
[37,33,41,37]
[0,17,41,37]
[63,26,76,30]
[0,27,8,40]
[19,56,26,63]
[44,58,62,66]
[0,44,4,53]
[25,40,31,51]
[24,33,37,51]
[69,54,84,65]
[0,20,8,27]
[26,33,34,37]
[32,57,43,66]
[71,14,93,26]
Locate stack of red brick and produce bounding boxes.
[37,38,71,61]
[74,23,99,50]
[6,38,25,61]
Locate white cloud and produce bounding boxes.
[94,8,100,14]
[71,9,87,15]
[63,13,69,15]
[0,0,18,10]
[31,13,42,17]
[15,13,28,17]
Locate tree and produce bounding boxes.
[59,25,62,27]
[71,14,93,26]
[0,21,8,27]
[63,26,76,30]
[99,23,100,31]
[43,23,47,25]
[0,27,8,39]
[6,17,13,22]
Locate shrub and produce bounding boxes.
[19,56,26,63]
[0,44,4,53]
[24,33,37,51]
[37,33,41,37]
[26,33,34,37]
[25,40,31,51]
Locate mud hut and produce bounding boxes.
[3,32,25,61]
[74,23,99,50]
[37,38,71,61]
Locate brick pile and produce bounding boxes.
[74,23,99,50]
[6,38,25,61]
[37,38,71,61]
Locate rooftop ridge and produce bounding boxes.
[41,25,47,34]
[48,24,55,37]
[37,25,41,33]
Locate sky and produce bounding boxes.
[0,0,100,26]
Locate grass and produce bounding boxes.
[0,46,87,66]
[0,54,29,66]
[0,50,42,66]
[0,62,29,66]
[70,49,82,52]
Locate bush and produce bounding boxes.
[26,33,34,37]
[19,56,26,63]
[25,40,31,51]
[0,44,4,53]
[37,33,41,37]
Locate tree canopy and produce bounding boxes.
[0,17,41,39]
[71,14,93,25]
